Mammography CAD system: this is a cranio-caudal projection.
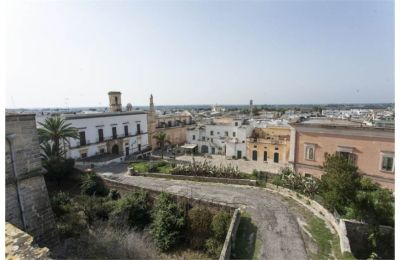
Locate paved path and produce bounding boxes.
[97,163,308,260]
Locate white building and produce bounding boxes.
[65,111,150,161]
[186,118,253,158]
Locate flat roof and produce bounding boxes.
[65,111,146,120]
[181,144,198,149]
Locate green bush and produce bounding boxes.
[150,192,186,251]
[80,171,109,197]
[205,237,223,256]
[110,190,151,229]
[51,192,72,217]
[211,211,231,241]
[76,196,116,224]
[108,189,121,200]
[187,207,212,249]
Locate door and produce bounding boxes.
[274,153,279,163]
[201,145,209,154]
[237,150,242,159]
[264,151,268,161]
[252,150,257,161]
[79,131,86,146]
[98,129,104,142]
[125,147,129,155]
[211,147,215,154]
[112,144,119,154]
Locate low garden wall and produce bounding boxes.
[219,208,241,260]
[135,172,256,186]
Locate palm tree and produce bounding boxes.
[37,116,79,158]
[153,131,168,159]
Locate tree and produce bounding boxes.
[38,116,79,157]
[187,207,212,249]
[150,192,185,251]
[153,131,168,159]
[320,153,361,214]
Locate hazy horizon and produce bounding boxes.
[6,0,394,108]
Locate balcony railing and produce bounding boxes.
[69,131,148,149]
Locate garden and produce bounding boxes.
[49,170,234,259]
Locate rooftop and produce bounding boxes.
[65,110,146,120]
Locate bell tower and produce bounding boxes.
[108,91,122,112]
[147,94,157,150]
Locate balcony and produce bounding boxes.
[69,131,148,149]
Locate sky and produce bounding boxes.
[6,0,394,108]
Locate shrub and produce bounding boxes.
[171,160,242,179]
[150,192,186,251]
[80,171,109,197]
[211,211,231,242]
[51,191,72,217]
[76,196,116,224]
[320,154,361,213]
[108,189,121,200]
[110,190,151,229]
[187,207,212,249]
[205,237,222,256]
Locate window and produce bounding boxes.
[211,138,213,143]
[79,131,86,146]
[124,125,129,137]
[168,121,172,127]
[210,131,214,136]
[233,132,236,137]
[252,150,258,161]
[81,152,87,158]
[136,124,141,134]
[225,131,229,137]
[114,96,118,103]
[99,148,105,154]
[275,146,279,151]
[202,136,205,141]
[138,144,141,152]
[337,151,357,165]
[305,144,315,160]
[263,151,268,161]
[192,135,196,140]
[112,127,117,139]
[253,145,257,148]
[98,129,104,142]
[380,153,394,172]
[235,122,238,126]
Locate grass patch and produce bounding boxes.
[130,162,149,173]
[231,212,259,259]
[305,217,336,260]
[157,164,173,174]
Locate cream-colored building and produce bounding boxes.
[147,95,193,150]
[246,126,291,165]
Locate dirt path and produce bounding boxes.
[97,163,308,260]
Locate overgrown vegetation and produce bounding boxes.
[172,160,246,179]
[80,171,109,196]
[50,181,232,259]
[130,161,173,174]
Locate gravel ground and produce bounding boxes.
[96,162,308,260]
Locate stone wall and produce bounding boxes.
[219,208,241,260]
[6,222,50,260]
[344,220,394,259]
[5,114,58,249]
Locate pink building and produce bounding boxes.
[289,120,394,190]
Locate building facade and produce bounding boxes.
[66,111,149,160]
[289,121,395,190]
[147,95,193,150]
[186,118,252,158]
[246,126,291,165]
